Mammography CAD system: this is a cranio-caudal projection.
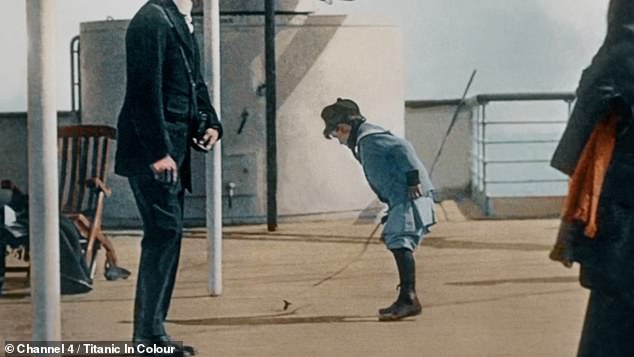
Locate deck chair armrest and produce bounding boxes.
[85,177,112,197]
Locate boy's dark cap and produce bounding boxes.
[320,98,360,138]
[321,98,360,120]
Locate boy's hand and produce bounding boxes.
[408,184,423,199]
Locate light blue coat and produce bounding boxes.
[355,122,436,251]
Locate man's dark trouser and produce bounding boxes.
[129,175,185,340]
[577,289,634,356]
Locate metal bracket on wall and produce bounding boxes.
[226,182,236,208]
[256,83,267,97]
[237,108,249,134]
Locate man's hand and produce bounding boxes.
[408,184,423,199]
[150,155,178,184]
[193,128,220,152]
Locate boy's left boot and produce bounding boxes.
[378,291,422,321]
[378,248,422,321]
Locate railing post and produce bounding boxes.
[481,104,492,216]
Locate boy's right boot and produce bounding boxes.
[378,248,422,321]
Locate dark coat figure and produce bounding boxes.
[115,0,222,191]
[551,1,634,355]
[115,0,222,354]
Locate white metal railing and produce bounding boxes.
[468,93,575,215]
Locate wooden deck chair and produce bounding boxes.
[57,125,129,280]
[1,124,129,294]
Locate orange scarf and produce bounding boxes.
[561,113,618,238]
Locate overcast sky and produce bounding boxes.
[0,0,610,111]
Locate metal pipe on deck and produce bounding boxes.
[265,0,278,232]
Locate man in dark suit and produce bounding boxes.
[115,0,222,355]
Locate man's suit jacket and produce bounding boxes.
[115,0,222,191]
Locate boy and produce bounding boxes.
[321,98,436,321]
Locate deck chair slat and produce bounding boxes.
[87,137,101,211]
[66,135,81,212]
[65,136,80,213]
[59,136,70,211]
[100,137,111,179]
[76,136,89,213]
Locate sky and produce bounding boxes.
[0,0,610,111]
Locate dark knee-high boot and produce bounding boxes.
[378,248,422,321]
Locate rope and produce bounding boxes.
[311,221,382,287]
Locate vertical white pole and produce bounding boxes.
[203,0,222,296]
[26,0,61,342]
